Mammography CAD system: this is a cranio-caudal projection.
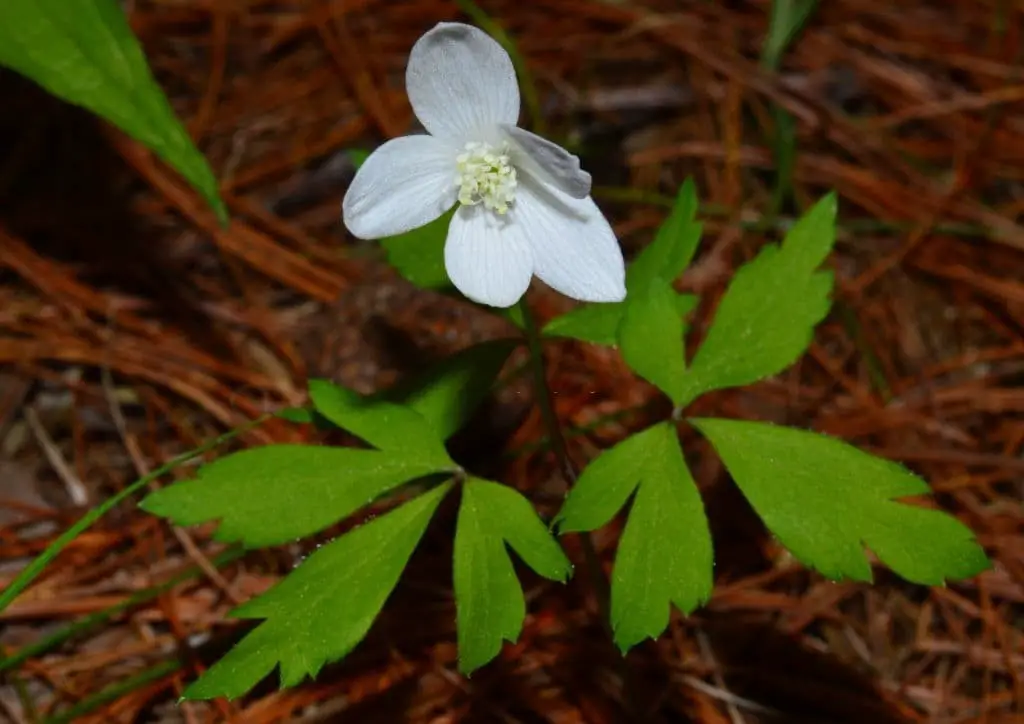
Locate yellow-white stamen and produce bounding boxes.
[454,141,517,215]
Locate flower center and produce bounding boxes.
[454,141,518,215]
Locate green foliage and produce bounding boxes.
[183,483,452,700]
[0,0,226,223]
[618,284,687,404]
[543,179,702,348]
[677,193,837,407]
[692,418,990,584]
[140,446,445,548]
[381,210,454,291]
[307,379,453,467]
[454,479,572,673]
[380,340,517,440]
[556,423,712,651]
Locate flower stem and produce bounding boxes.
[516,298,610,620]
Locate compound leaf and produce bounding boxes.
[183,483,452,700]
[0,0,226,222]
[454,479,571,673]
[140,445,443,548]
[678,193,837,406]
[692,417,990,585]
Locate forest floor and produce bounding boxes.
[1,1,1022,722]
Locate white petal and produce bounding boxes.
[445,205,534,307]
[502,124,592,199]
[407,23,520,141]
[342,135,457,239]
[513,182,626,303]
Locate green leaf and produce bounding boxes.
[275,407,314,424]
[0,0,227,223]
[543,302,624,346]
[678,193,837,406]
[140,445,444,548]
[556,423,713,651]
[307,380,453,467]
[379,340,517,440]
[183,483,451,700]
[454,479,571,673]
[543,293,697,347]
[691,418,990,585]
[618,284,687,403]
[626,178,702,290]
[380,210,454,291]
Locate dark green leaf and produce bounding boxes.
[379,340,517,440]
[0,0,227,222]
[692,418,990,585]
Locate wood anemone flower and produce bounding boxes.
[342,22,626,308]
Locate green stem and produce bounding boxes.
[0,416,269,615]
[516,299,611,621]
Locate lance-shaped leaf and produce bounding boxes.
[0,0,226,222]
[678,193,837,407]
[183,483,452,701]
[556,423,713,651]
[454,479,572,673]
[140,446,447,548]
[308,380,452,467]
[692,418,990,585]
[618,284,687,403]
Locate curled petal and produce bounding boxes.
[445,205,534,307]
[407,23,520,141]
[342,135,457,239]
[514,182,626,303]
[502,124,591,199]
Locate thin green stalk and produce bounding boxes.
[0,547,245,673]
[43,658,183,724]
[454,0,545,135]
[516,299,611,621]
[0,416,269,615]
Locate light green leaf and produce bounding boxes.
[380,210,454,291]
[380,340,517,440]
[678,193,837,406]
[543,293,697,347]
[556,423,713,651]
[140,446,444,548]
[626,178,702,291]
[275,407,314,424]
[454,478,571,673]
[183,483,451,700]
[692,418,990,585]
[307,380,453,467]
[0,0,227,223]
[543,302,624,346]
[618,284,687,403]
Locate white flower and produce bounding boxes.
[342,22,627,308]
